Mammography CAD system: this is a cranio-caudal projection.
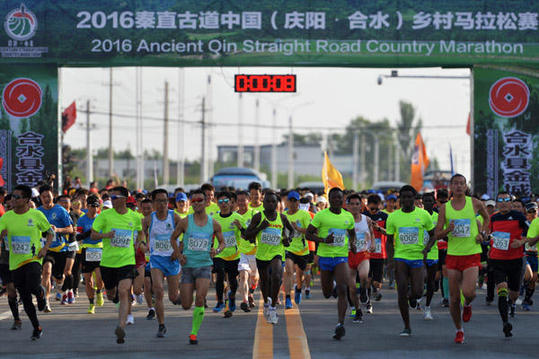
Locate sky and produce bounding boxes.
[60,66,472,181]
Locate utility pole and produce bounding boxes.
[85,100,93,186]
[271,108,277,188]
[177,68,185,187]
[287,115,294,188]
[163,81,169,185]
[135,67,144,190]
[200,97,206,183]
[394,134,400,181]
[360,133,366,186]
[237,93,244,167]
[352,131,359,190]
[206,75,214,178]
[108,68,114,178]
[254,98,260,172]
[374,136,379,184]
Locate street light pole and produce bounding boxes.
[287,115,294,189]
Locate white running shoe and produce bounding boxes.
[126,314,135,325]
[424,306,433,320]
[268,307,278,325]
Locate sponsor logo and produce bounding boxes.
[489,77,530,118]
[1,4,47,57]
[2,78,42,118]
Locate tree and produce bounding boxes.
[397,100,423,180]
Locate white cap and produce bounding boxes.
[480,194,490,200]
[485,200,496,207]
[317,196,327,203]
[103,200,112,208]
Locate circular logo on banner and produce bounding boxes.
[4,4,38,41]
[2,78,42,118]
[489,77,530,118]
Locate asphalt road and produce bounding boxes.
[0,280,538,359]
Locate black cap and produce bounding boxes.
[87,195,100,207]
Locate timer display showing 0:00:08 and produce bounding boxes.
[235,75,296,93]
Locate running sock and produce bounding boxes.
[8,296,20,321]
[442,277,449,299]
[64,274,73,291]
[89,298,94,304]
[21,294,39,329]
[498,288,509,323]
[190,306,205,336]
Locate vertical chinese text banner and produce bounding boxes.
[473,67,539,198]
[0,65,58,191]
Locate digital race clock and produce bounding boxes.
[234,74,296,93]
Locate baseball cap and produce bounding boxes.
[304,192,314,201]
[387,194,397,201]
[176,192,188,202]
[87,196,100,207]
[287,191,300,201]
[525,202,538,212]
[485,200,496,207]
[480,194,490,200]
[317,196,327,204]
[103,200,112,209]
[126,196,137,205]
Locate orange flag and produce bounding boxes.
[410,133,430,192]
[322,151,344,195]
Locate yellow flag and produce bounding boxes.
[322,151,344,195]
[410,133,430,192]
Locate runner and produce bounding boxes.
[436,189,450,307]
[142,189,182,337]
[0,185,54,340]
[245,190,293,325]
[76,195,104,314]
[422,192,439,320]
[248,182,264,213]
[364,194,388,302]
[170,189,225,344]
[306,187,357,340]
[38,184,74,312]
[283,190,312,309]
[523,202,538,310]
[91,186,144,344]
[346,193,374,316]
[0,194,22,330]
[211,191,243,314]
[435,174,489,344]
[386,185,435,336]
[235,190,258,312]
[201,183,219,216]
[488,191,528,337]
[137,198,155,321]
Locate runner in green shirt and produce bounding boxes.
[386,185,436,337]
[245,190,293,325]
[91,186,143,344]
[0,185,53,340]
[306,187,357,340]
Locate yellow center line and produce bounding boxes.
[285,294,311,359]
[252,297,273,359]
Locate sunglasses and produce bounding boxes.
[190,198,204,204]
[110,195,126,200]
[368,207,378,212]
[88,203,100,207]
[12,194,24,199]
[497,197,511,202]
[288,198,298,202]
[218,199,230,204]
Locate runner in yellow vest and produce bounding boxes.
[435,174,489,344]
[245,190,293,325]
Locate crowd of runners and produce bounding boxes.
[0,176,538,345]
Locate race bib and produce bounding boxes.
[293,220,302,239]
[329,228,346,247]
[260,227,281,246]
[153,234,172,255]
[525,241,537,252]
[374,238,382,254]
[492,232,510,251]
[423,230,430,246]
[399,227,419,245]
[223,231,237,248]
[85,247,102,262]
[187,232,210,252]
[68,241,79,252]
[110,229,132,248]
[356,232,367,252]
[11,236,31,255]
[452,219,471,238]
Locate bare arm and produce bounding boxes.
[435,204,454,238]
[305,224,333,244]
[212,220,225,255]
[244,212,265,243]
